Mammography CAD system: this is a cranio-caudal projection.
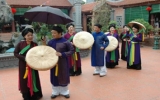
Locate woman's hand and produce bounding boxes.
[71,42,74,45]
[56,52,62,56]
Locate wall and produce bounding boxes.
[112,7,125,28]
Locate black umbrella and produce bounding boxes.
[24,6,73,24]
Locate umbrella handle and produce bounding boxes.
[41,35,46,41]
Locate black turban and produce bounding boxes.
[66,23,74,29]
[94,24,102,29]
[52,26,63,33]
[22,28,33,37]
[108,24,116,30]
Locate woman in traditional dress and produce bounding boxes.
[105,24,120,68]
[126,24,142,70]
[64,23,82,76]
[120,25,130,61]
[47,26,74,99]
[14,28,43,100]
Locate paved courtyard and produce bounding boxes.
[0,45,160,100]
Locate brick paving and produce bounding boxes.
[0,46,160,100]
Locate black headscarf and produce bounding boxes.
[52,26,63,34]
[109,24,116,30]
[94,24,102,29]
[22,28,33,37]
[132,24,139,31]
[66,23,74,30]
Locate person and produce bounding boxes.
[91,24,109,77]
[45,26,74,99]
[125,24,142,70]
[64,23,82,76]
[14,28,43,100]
[120,25,130,61]
[105,24,120,68]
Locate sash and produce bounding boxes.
[125,41,128,57]
[68,35,80,52]
[129,42,138,66]
[20,44,39,96]
[110,50,116,62]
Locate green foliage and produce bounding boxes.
[31,22,67,42]
[133,19,153,35]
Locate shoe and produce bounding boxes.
[100,73,106,77]
[75,73,81,76]
[100,75,106,77]
[63,94,70,98]
[93,73,99,75]
[70,73,75,76]
[51,95,58,99]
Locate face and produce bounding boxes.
[94,26,100,32]
[132,27,138,33]
[110,27,115,33]
[124,26,129,31]
[68,25,74,32]
[24,32,33,42]
[51,30,61,39]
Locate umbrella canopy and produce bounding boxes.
[128,21,146,30]
[24,6,73,24]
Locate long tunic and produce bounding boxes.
[120,31,129,61]
[105,33,120,68]
[64,33,82,75]
[14,41,42,97]
[126,33,142,70]
[91,32,109,67]
[48,37,74,86]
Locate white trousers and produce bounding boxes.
[52,85,69,95]
[94,51,107,76]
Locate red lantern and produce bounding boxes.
[11,8,16,14]
[146,6,152,12]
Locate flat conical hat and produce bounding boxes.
[105,36,118,51]
[73,31,94,49]
[26,46,58,71]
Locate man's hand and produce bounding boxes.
[56,52,62,56]
[100,47,104,50]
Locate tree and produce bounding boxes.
[91,0,111,32]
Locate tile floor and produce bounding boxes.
[0,46,160,100]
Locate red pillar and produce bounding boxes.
[82,13,87,31]
[12,21,15,32]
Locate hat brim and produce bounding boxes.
[73,31,94,49]
[26,46,58,71]
[128,21,146,30]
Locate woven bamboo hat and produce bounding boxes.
[105,36,118,51]
[128,21,146,30]
[26,46,58,71]
[73,31,94,49]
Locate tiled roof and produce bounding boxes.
[6,0,72,7]
[82,0,157,12]
[106,0,156,6]
[81,2,97,12]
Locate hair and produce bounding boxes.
[21,28,33,37]
[132,24,139,31]
[123,25,128,28]
[94,24,102,29]
[52,26,63,34]
[66,23,74,30]
[109,24,116,30]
